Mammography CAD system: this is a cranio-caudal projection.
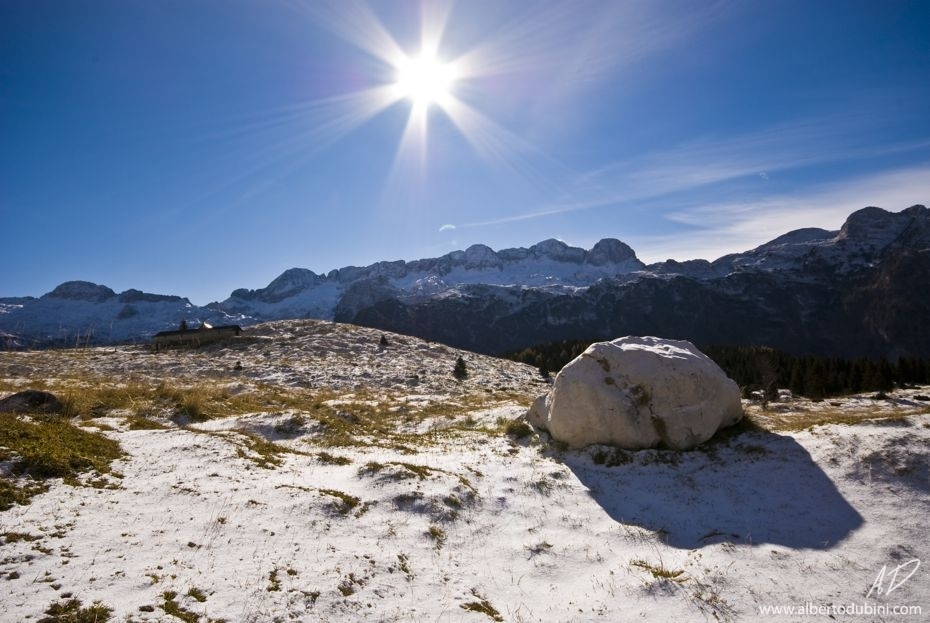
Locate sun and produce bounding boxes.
[392,50,458,109]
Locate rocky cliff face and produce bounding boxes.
[2,206,927,357]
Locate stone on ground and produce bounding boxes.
[527,336,742,450]
[0,390,65,414]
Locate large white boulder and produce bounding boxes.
[527,336,743,450]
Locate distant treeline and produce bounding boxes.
[504,340,930,400]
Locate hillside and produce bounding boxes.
[1,320,928,621]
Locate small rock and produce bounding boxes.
[0,390,65,414]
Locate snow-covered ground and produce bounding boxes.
[1,320,928,622]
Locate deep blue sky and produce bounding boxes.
[2,0,929,304]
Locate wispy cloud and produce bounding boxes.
[572,119,930,203]
[633,163,930,263]
[455,114,930,231]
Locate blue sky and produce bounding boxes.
[2,0,929,305]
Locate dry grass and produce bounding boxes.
[460,589,504,621]
[160,590,199,623]
[359,460,476,494]
[745,403,930,431]
[230,430,293,469]
[631,558,688,582]
[2,373,329,423]
[0,412,124,510]
[0,479,48,512]
[1,340,535,458]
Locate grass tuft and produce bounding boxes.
[125,415,168,430]
[38,598,113,623]
[426,524,446,550]
[318,488,362,516]
[186,586,207,603]
[460,589,504,621]
[317,451,352,465]
[232,430,290,469]
[631,558,688,582]
[503,419,534,439]
[160,590,199,623]
[267,568,281,592]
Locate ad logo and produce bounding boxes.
[867,559,920,599]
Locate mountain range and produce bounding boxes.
[2,205,928,358]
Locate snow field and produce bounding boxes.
[1,320,928,621]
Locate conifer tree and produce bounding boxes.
[453,356,468,380]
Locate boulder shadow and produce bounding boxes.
[559,425,864,550]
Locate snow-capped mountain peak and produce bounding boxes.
[1,206,927,356]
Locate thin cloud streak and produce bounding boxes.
[633,164,930,263]
[455,118,930,230]
[574,121,930,202]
